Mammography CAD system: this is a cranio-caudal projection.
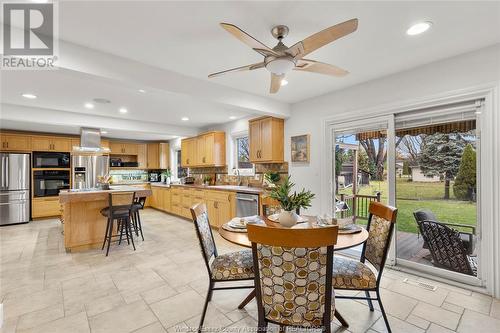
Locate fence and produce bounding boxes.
[339,192,381,221]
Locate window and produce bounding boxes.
[234,135,254,175]
[176,150,187,179]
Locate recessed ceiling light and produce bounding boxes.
[84,103,94,109]
[119,108,128,114]
[280,79,288,86]
[22,93,37,99]
[101,130,108,134]
[181,117,189,121]
[229,116,237,120]
[407,21,432,36]
[138,89,146,93]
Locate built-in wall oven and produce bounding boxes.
[33,170,70,197]
[33,152,70,168]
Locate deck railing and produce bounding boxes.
[339,192,381,221]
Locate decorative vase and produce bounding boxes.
[278,210,299,227]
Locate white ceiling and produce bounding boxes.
[1,1,500,140]
[58,1,500,103]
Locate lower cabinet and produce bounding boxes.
[32,197,61,218]
[149,186,236,226]
[205,190,235,227]
[150,186,172,212]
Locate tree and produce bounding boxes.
[402,161,411,176]
[419,133,467,199]
[453,144,476,200]
[359,137,386,181]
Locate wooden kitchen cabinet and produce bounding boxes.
[137,144,147,169]
[159,143,170,169]
[32,197,61,218]
[0,133,31,151]
[181,138,196,167]
[249,116,284,163]
[146,142,169,169]
[182,132,225,168]
[109,142,139,155]
[147,143,160,169]
[205,190,235,227]
[31,136,71,152]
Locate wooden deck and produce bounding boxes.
[396,231,433,265]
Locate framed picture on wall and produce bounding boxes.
[291,134,310,163]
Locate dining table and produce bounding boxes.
[218,215,369,319]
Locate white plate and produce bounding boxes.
[228,218,247,229]
[267,214,308,223]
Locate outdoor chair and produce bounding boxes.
[417,220,477,276]
[413,209,475,254]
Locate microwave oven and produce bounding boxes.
[33,152,70,168]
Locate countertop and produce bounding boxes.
[59,186,152,203]
[150,183,265,194]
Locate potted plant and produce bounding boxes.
[268,175,315,227]
[161,169,172,185]
[203,175,213,186]
[264,171,281,187]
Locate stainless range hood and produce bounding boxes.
[72,127,110,154]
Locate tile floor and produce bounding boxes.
[1,209,499,333]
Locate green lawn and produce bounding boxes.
[339,177,477,233]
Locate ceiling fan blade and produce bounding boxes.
[289,18,358,59]
[295,59,348,76]
[270,73,283,94]
[208,62,265,78]
[220,23,279,57]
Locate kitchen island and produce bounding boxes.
[59,186,152,252]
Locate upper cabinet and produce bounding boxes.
[0,133,31,151]
[109,142,138,155]
[249,116,284,163]
[137,144,147,169]
[181,137,196,167]
[31,136,71,152]
[146,142,169,169]
[181,132,225,168]
[159,143,170,169]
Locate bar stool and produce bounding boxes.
[100,191,136,256]
[131,197,146,241]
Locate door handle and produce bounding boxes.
[4,156,8,188]
[237,197,257,202]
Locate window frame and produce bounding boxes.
[232,133,254,176]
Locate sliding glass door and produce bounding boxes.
[393,101,482,285]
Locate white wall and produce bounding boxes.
[286,44,500,215]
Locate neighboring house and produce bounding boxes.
[340,162,371,186]
[410,165,441,182]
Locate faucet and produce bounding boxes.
[233,168,241,186]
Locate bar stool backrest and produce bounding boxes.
[107,191,136,218]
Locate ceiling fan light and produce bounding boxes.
[265,57,295,75]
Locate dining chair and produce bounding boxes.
[332,201,397,333]
[247,223,348,332]
[190,203,255,333]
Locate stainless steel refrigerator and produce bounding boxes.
[0,153,30,225]
[72,154,110,189]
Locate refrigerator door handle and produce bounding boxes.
[5,156,8,188]
[1,155,5,188]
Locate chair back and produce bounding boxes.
[135,197,147,209]
[107,191,135,218]
[362,202,397,275]
[247,224,338,328]
[190,203,217,272]
[413,209,438,223]
[418,220,475,275]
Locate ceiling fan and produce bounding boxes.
[208,19,358,94]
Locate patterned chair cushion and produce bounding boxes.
[195,212,216,262]
[365,215,392,271]
[332,256,377,290]
[257,245,334,327]
[211,250,254,280]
